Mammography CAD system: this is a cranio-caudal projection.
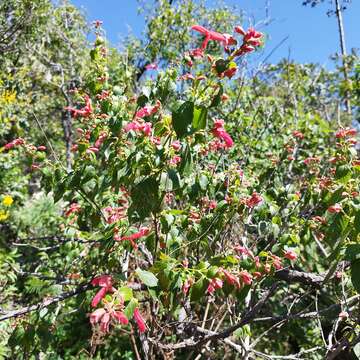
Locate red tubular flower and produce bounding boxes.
[118,227,150,248]
[253,271,262,279]
[245,192,262,208]
[240,270,252,285]
[222,269,241,288]
[207,278,223,294]
[328,204,342,213]
[145,63,158,70]
[133,308,146,333]
[292,130,304,139]
[90,308,106,325]
[171,140,181,151]
[211,119,234,149]
[91,275,114,307]
[112,311,129,325]
[335,127,357,138]
[125,120,152,137]
[135,100,161,118]
[65,95,92,118]
[4,138,25,150]
[283,250,298,261]
[271,255,283,270]
[234,25,246,35]
[100,312,111,333]
[182,278,193,295]
[191,25,229,51]
[90,307,129,333]
[169,155,181,166]
[65,203,81,217]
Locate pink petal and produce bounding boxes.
[91,287,107,308]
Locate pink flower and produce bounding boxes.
[125,120,152,137]
[94,132,107,148]
[117,227,150,249]
[253,271,262,279]
[271,255,283,270]
[86,146,99,154]
[292,130,304,139]
[221,94,229,102]
[135,100,161,118]
[93,20,103,28]
[91,275,115,308]
[234,26,246,35]
[303,157,319,165]
[243,27,263,41]
[4,138,25,150]
[328,204,342,213]
[208,200,217,210]
[90,308,106,325]
[283,250,298,261]
[4,142,15,150]
[90,308,128,333]
[335,128,357,138]
[338,311,349,320]
[222,269,241,288]
[239,270,252,285]
[191,25,228,50]
[182,278,193,295]
[104,206,127,224]
[145,63,158,70]
[189,48,204,58]
[65,95,92,118]
[245,192,262,208]
[133,308,146,333]
[171,140,181,151]
[65,203,81,217]
[211,119,233,148]
[233,245,251,256]
[37,145,47,151]
[179,73,195,81]
[169,155,181,166]
[100,312,111,333]
[141,122,152,136]
[207,278,223,294]
[112,311,129,325]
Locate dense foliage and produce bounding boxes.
[0,0,359,359]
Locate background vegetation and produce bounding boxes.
[0,0,359,359]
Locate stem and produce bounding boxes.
[334,0,351,114]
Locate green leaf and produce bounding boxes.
[178,144,193,175]
[118,286,133,302]
[210,84,223,108]
[172,101,194,137]
[354,342,360,359]
[136,268,159,287]
[351,260,360,293]
[192,106,208,130]
[190,277,208,302]
[354,209,360,233]
[129,177,160,220]
[345,244,360,262]
[214,58,229,74]
[124,298,138,319]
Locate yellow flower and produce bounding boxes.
[2,195,13,207]
[0,210,8,221]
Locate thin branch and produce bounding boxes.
[0,284,90,322]
[150,284,278,351]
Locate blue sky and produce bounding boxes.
[70,0,359,68]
